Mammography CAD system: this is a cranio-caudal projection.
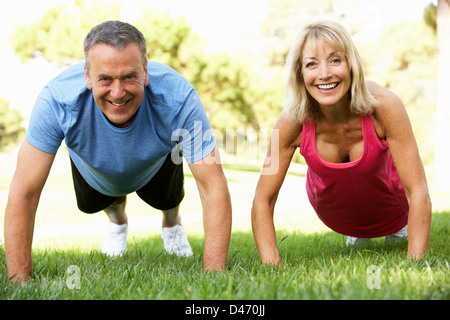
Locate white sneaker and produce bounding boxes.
[161,224,193,257]
[101,222,128,257]
[385,226,408,243]
[346,236,371,246]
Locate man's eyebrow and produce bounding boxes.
[122,71,138,78]
[96,73,112,79]
[96,71,139,80]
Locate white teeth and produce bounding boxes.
[111,102,126,106]
[317,83,338,90]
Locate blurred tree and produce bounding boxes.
[134,10,194,72]
[10,0,121,65]
[135,10,283,132]
[134,10,267,131]
[357,21,437,166]
[0,99,25,151]
[260,0,373,67]
[434,0,450,193]
[424,2,437,32]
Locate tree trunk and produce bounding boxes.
[434,0,450,203]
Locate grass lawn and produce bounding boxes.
[0,214,449,300]
[0,149,449,300]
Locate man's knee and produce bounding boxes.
[108,196,127,207]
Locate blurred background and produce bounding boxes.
[0,0,448,242]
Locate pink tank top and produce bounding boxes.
[300,115,408,238]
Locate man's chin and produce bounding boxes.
[103,113,137,128]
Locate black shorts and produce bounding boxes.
[70,153,185,213]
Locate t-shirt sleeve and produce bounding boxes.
[171,88,216,163]
[25,86,65,154]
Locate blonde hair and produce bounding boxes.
[284,20,378,123]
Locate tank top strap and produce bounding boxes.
[361,114,388,152]
[299,118,314,158]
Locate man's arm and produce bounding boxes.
[4,140,55,283]
[188,146,232,272]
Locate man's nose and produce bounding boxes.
[110,80,126,100]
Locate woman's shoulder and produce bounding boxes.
[367,81,406,118]
[366,81,403,108]
[366,81,409,137]
[274,109,303,149]
[275,109,304,133]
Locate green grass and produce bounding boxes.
[1,212,448,300]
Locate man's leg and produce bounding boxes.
[136,154,192,257]
[161,204,193,257]
[101,196,128,257]
[385,225,408,243]
[70,158,128,256]
[104,196,128,225]
[162,204,181,227]
[346,236,371,246]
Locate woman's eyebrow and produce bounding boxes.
[303,51,342,61]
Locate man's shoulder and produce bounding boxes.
[146,61,195,109]
[45,61,89,106]
[147,61,181,77]
[147,61,192,87]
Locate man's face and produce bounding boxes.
[85,42,149,128]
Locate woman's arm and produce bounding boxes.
[368,81,432,259]
[251,111,302,266]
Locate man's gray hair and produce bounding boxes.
[84,20,148,73]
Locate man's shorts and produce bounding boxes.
[70,153,185,213]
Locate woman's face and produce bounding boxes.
[301,37,351,110]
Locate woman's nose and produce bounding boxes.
[318,64,331,80]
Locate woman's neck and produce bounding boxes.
[317,94,352,124]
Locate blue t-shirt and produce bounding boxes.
[26,61,216,196]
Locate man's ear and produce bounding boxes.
[84,64,93,90]
[144,68,149,87]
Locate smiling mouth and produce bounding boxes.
[316,83,339,91]
[109,99,131,107]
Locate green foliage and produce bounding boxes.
[261,0,336,66]
[424,2,437,32]
[0,99,25,151]
[358,22,438,165]
[135,10,284,132]
[10,0,121,65]
[135,11,265,130]
[134,10,194,72]
[190,54,254,130]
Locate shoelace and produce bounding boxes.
[169,225,182,253]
